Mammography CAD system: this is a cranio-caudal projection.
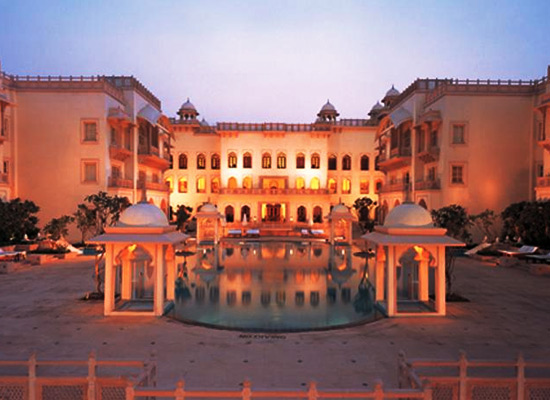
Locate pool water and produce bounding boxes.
[169,241,384,331]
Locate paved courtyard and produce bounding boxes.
[1,254,550,389]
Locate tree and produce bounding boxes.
[353,197,377,232]
[175,205,193,231]
[43,215,75,241]
[0,198,40,244]
[74,191,131,240]
[501,201,550,247]
[431,204,472,296]
[470,209,498,242]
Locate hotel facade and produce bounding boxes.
[1,60,549,238]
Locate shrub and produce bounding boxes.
[43,215,75,241]
[0,198,40,244]
[501,201,550,247]
[353,197,377,232]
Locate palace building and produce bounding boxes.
[164,99,385,226]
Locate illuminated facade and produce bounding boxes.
[372,67,550,218]
[165,100,385,225]
[0,62,171,237]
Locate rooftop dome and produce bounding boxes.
[370,101,383,111]
[199,203,218,213]
[383,203,433,228]
[118,202,169,227]
[331,204,350,214]
[385,85,400,97]
[320,100,336,112]
[179,98,197,111]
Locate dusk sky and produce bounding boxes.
[1,0,549,123]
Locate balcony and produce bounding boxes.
[415,179,441,191]
[377,147,411,171]
[379,181,408,194]
[417,146,440,163]
[109,143,132,161]
[138,146,170,170]
[219,188,331,195]
[537,135,550,151]
[108,177,133,189]
[0,173,8,185]
[537,177,550,187]
[138,180,169,192]
[535,177,550,200]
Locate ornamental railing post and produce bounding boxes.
[28,352,37,400]
[307,380,318,400]
[87,350,97,400]
[517,352,525,400]
[458,350,467,400]
[175,379,185,400]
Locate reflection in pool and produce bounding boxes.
[169,242,383,331]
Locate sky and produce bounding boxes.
[1,0,549,123]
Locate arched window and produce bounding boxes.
[360,155,369,171]
[342,178,351,194]
[262,153,271,169]
[296,177,305,190]
[360,179,369,194]
[310,177,320,190]
[178,177,188,193]
[165,177,173,193]
[169,155,173,169]
[178,153,188,169]
[342,155,351,170]
[241,205,251,222]
[228,177,237,189]
[313,206,323,223]
[375,155,380,171]
[225,205,234,223]
[311,153,320,169]
[419,199,428,209]
[211,177,220,193]
[243,176,252,189]
[228,152,237,168]
[297,206,307,223]
[211,154,220,170]
[328,178,337,194]
[394,199,401,208]
[328,154,337,170]
[296,153,305,169]
[196,177,206,193]
[197,153,206,169]
[375,180,383,193]
[277,153,286,169]
[243,152,252,169]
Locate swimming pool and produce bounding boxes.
[169,241,383,331]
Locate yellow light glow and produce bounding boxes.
[128,244,137,252]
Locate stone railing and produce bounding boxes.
[138,181,169,192]
[415,179,441,191]
[537,176,550,187]
[219,187,331,195]
[0,173,8,184]
[108,177,133,188]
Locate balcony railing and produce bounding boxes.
[109,143,132,161]
[138,180,169,192]
[219,188,331,195]
[537,176,550,187]
[378,147,412,171]
[138,146,170,170]
[415,179,441,191]
[108,177,133,189]
[0,173,8,185]
[379,181,408,193]
[417,146,440,163]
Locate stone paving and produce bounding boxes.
[1,254,550,389]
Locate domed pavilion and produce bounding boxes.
[362,202,463,317]
[91,200,188,316]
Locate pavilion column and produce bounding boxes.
[375,247,386,302]
[121,259,132,300]
[166,248,175,301]
[154,245,166,316]
[104,244,115,316]
[196,220,202,243]
[436,246,446,315]
[214,218,219,244]
[329,220,335,244]
[418,258,429,302]
[386,245,396,316]
[347,220,352,244]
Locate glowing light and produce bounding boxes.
[128,244,137,252]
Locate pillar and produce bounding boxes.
[386,245,396,316]
[104,244,114,315]
[375,247,386,302]
[436,246,446,315]
[418,259,429,301]
[346,219,352,244]
[214,218,219,244]
[154,245,166,316]
[166,248,175,301]
[121,258,132,300]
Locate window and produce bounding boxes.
[360,179,369,194]
[197,153,206,169]
[537,163,544,178]
[417,129,425,152]
[228,152,237,168]
[297,206,307,222]
[152,173,159,183]
[452,124,465,144]
[360,155,369,171]
[296,177,305,190]
[169,154,173,169]
[296,153,305,169]
[243,152,252,168]
[451,165,465,184]
[178,177,188,193]
[375,181,383,193]
[225,205,234,223]
[328,178,337,193]
[262,153,272,169]
[82,160,98,183]
[211,154,220,169]
[311,153,320,169]
[427,167,436,181]
[328,155,337,170]
[342,155,351,170]
[310,177,320,190]
[178,154,188,169]
[277,153,286,169]
[165,177,173,192]
[1,117,8,138]
[403,129,411,148]
[196,177,206,193]
[82,121,98,142]
[124,127,132,151]
[243,176,252,189]
[228,177,237,189]
[390,130,398,149]
[112,165,122,179]
[313,206,323,223]
[430,130,438,147]
[342,178,351,194]
[375,155,380,171]
[211,177,220,193]
[151,127,159,148]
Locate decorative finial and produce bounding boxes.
[140,185,147,203]
[187,97,190,102]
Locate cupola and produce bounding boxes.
[382,85,400,107]
[177,98,199,121]
[317,99,339,122]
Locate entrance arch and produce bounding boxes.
[225,205,234,223]
[297,206,307,223]
[241,205,251,222]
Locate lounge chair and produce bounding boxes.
[0,248,27,261]
[301,229,311,237]
[311,229,325,236]
[526,252,550,263]
[228,229,242,237]
[498,245,538,257]
[246,229,260,238]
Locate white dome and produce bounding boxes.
[180,98,197,111]
[385,85,400,97]
[331,204,350,214]
[383,203,433,228]
[370,101,383,111]
[199,203,218,213]
[118,202,169,227]
[320,100,336,112]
